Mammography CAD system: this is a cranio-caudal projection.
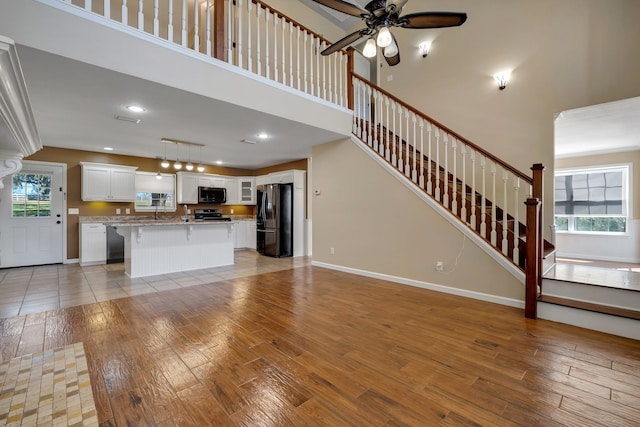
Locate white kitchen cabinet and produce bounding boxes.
[199,176,225,188]
[177,172,199,204]
[238,177,255,205]
[225,177,239,204]
[80,223,106,266]
[234,221,247,249]
[81,162,137,202]
[246,220,257,249]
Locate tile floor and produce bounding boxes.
[0,251,309,318]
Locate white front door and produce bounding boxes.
[0,161,65,267]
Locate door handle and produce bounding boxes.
[256,229,275,233]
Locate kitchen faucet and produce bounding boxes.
[183,204,188,221]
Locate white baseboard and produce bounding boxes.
[65,258,79,264]
[312,261,525,309]
[538,302,640,341]
[556,251,640,264]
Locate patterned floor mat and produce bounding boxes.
[0,342,97,426]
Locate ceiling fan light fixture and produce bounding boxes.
[363,38,377,58]
[384,40,399,58]
[376,27,393,48]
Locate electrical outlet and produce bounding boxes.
[125,208,130,214]
[436,261,444,272]
[116,208,121,215]
[330,247,335,255]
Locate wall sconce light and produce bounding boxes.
[418,41,431,58]
[494,71,510,90]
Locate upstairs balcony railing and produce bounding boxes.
[59,0,349,108]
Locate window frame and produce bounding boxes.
[134,172,177,213]
[554,163,631,236]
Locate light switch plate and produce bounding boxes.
[68,208,79,215]
[116,208,121,215]
[125,208,130,214]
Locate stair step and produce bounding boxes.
[539,295,640,320]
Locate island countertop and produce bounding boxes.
[103,219,233,227]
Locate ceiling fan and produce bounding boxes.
[311,0,467,66]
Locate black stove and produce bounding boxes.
[193,209,231,221]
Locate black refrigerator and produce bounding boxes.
[256,183,293,257]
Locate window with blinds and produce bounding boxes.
[554,165,629,233]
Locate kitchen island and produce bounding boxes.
[106,220,234,278]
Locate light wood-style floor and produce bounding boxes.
[546,257,640,291]
[1,254,640,426]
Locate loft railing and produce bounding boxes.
[58,0,349,107]
[351,73,545,318]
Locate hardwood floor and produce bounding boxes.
[1,262,640,425]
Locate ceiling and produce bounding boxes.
[15,45,345,171]
[554,96,640,158]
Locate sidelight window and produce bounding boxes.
[554,165,629,234]
[11,173,52,217]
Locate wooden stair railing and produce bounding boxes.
[350,74,548,319]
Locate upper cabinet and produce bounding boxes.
[238,177,255,204]
[177,172,255,205]
[177,172,198,204]
[81,162,137,202]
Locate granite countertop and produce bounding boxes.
[80,215,256,224]
[104,219,233,227]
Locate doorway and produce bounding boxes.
[0,161,66,267]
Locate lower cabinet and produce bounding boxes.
[80,223,106,266]
[234,220,257,250]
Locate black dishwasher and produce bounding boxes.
[106,226,124,263]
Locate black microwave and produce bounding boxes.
[198,186,226,204]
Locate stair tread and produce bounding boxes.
[539,295,640,320]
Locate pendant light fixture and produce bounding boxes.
[160,142,170,168]
[174,144,182,170]
[197,146,205,172]
[185,145,194,171]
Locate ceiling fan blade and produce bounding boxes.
[310,0,368,17]
[400,12,467,29]
[321,29,368,55]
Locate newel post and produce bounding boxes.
[346,47,354,110]
[213,0,225,61]
[525,197,541,319]
[531,163,544,291]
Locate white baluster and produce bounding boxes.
[296,26,301,90]
[412,113,417,182]
[391,102,397,167]
[460,144,467,223]
[372,90,378,151]
[104,0,110,18]
[206,0,211,55]
[352,77,358,134]
[315,39,320,98]
[366,86,372,146]
[138,0,143,31]
[513,177,521,264]
[246,1,252,71]
[122,0,128,26]
[443,134,449,206]
[194,0,200,53]
[419,119,425,188]
[256,6,262,76]
[385,97,391,161]
[181,0,187,47]
[237,0,243,68]
[310,36,315,96]
[427,123,432,195]
[339,53,344,106]
[502,171,509,255]
[289,23,294,88]
[153,0,159,36]
[226,0,233,62]
[435,129,441,201]
[265,9,270,79]
[491,162,497,245]
[86,0,92,11]
[322,42,326,100]
[377,91,383,155]
[303,31,308,93]
[281,20,286,85]
[167,0,173,43]
[452,139,457,214]
[470,151,477,228]
[269,13,275,81]
[405,108,410,177]
[480,156,487,238]
[275,14,280,83]
[397,107,404,173]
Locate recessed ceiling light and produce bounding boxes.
[257,132,269,139]
[126,105,145,113]
[104,147,114,151]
